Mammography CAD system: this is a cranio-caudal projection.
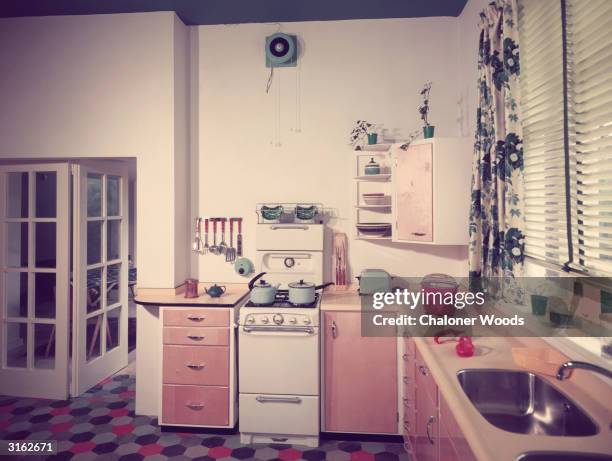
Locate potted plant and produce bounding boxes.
[419,82,434,139]
[349,120,378,149]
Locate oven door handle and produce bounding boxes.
[256,396,302,404]
[242,325,315,334]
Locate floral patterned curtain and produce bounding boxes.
[468,0,525,297]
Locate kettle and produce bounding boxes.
[204,284,226,298]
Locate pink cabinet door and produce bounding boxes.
[440,393,477,461]
[438,416,459,461]
[323,312,398,434]
[395,143,433,242]
[415,385,438,461]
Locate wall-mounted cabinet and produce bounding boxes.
[353,139,471,245]
[392,138,471,245]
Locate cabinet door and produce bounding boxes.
[323,312,397,433]
[415,379,438,461]
[394,143,433,242]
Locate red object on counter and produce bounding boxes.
[456,336,474,357]
[434,330,474,357]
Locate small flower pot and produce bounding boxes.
[423,125,435,139]
[367,133,378,145]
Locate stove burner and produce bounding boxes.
[246,290,319,308]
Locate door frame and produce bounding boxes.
[0,163,70,400]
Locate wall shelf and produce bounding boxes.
[354,174,391,181]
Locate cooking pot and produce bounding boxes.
[288,279,334,306]
[248,272,280,305]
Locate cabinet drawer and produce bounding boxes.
[239,393,319,436]
[163,308,229,327]
[163,345,229,386]
[163,327,229,346]
[415,348,437,406]
[440,393,476,461]
[162,385,228,426]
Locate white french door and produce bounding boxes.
[0,164,70,399]
[72,163,128,396]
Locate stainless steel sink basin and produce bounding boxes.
[457,369,598,436]
[517,453,612,461]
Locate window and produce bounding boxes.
[519,0,612,276]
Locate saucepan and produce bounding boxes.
[288,279,334,305]
[247,272,280,305]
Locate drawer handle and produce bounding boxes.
[256,396,302,404]
[187,335,205,340]
[271,437,289,442]
[186,402,204,410]
[403,376,409,384]
[187,315,206,321]
[426,416,435,444]
[412,232,426,236]
[418,365,429,376]
[402,353,409,361]
[186,363,205,370]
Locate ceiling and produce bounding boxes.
[0,0,468,25]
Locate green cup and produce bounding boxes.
[367,133,378,145]
[531,294,548,316]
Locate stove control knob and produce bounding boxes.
[247,317,255,324]
[261,317,270,324]
[303,318,311,325]
[273,313,284,325]
[289,317,297,324]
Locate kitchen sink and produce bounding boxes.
[457,369,598,436]
[517,453,612,461]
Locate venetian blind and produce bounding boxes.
[566,0,612,275]
[518,0,568,266]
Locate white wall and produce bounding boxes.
[197,18,470,283]
[0,12,189,288]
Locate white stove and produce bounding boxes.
[238,223,324,447]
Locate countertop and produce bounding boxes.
[134,283,250,307]
[320,285,364,311]
[414,336,612,460]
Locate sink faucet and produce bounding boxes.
[556,361,612,380]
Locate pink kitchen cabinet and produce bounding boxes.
[406,342,477,461]
[415,381,439,461]
[392,138,472,245]
[323,312,398,434]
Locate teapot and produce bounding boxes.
[204,284,226,298]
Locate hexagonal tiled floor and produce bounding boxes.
[0,370,410,460]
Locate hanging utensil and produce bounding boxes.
[237,218,243,257]
[203,218,209,254]
[210,218,219,255]
[226,218,236,262]
[192,217,202,253]
[218,218,228,255]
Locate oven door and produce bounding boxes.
[238,325,319,395]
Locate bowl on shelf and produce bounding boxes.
[295,205,317,222]
[261,205,284,222]
[362,193,390,206]
[356,222,392,237]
